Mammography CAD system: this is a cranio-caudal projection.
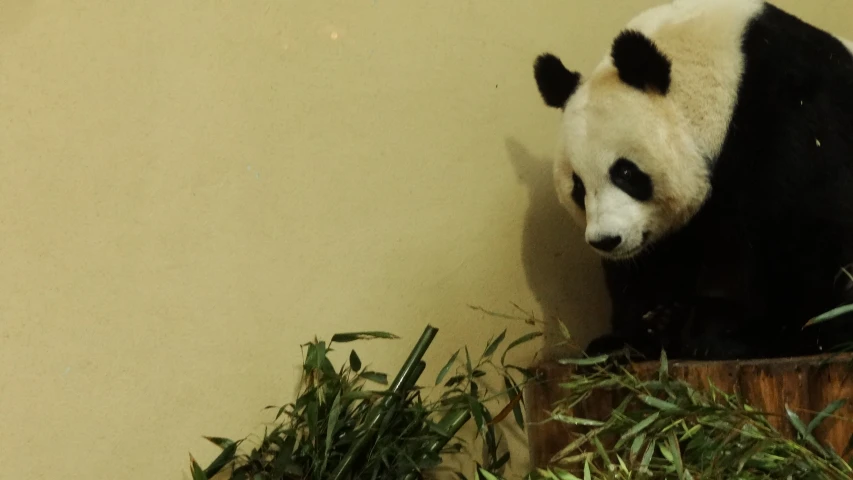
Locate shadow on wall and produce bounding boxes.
[504,137,611,360]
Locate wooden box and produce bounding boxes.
[525,353,853,469]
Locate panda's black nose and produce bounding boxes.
[589,235,622,252]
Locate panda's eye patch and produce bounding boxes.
[571,172,586,209]
[609,158,652,201]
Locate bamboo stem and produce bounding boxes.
[329,324,438,480]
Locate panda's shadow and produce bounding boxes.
[504,137,611,359]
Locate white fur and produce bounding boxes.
[553,0,764,259]
[841,36,853,55]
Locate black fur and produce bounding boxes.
[534,53,581,109]
[571,173,586,209]
[611,30,672,95]
[585,4,853,361]
[610,158,653,201]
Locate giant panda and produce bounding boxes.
[532,0,853,361]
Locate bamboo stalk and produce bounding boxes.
[329,324,438,480]
[401,407,472,480]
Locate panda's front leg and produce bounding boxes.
[585,303,688,362]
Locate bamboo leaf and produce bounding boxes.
[807,399,846,434]
[331,331,399,343]
[549,468,582,480]
[477,468,500,480]
[615,412,660,449]
[203,436,235,450]
[436,349,460,385]
[483,329,507,358]
[557,355,609,366]
[468,396,485,433]
[501,332,543,365]
[359,371,388,385]
[640,440,656,473]
[202,437,238,478]
[667,431,684,479]
[321,392,343,475]
[349,349,362,372]
[500,375,525,430]
[189,454,209,480]
[803,303,853,328]
[785,404,826,453]
[785,404,810,437]
[558,319,572,340]
[551,413,605,427]
[630,433,646,460]
[640,394,680,411]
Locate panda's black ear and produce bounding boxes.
[534,53,581,109]
[611,30,671,94]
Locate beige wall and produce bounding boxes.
[1,1,850,479]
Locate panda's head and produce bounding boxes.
[535,30,711,260]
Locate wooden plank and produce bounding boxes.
[525,353,853,469]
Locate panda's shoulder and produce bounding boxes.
[625,0,764,39]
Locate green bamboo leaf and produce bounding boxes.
[639,394,679,411]
[306,401,318,443]
[201,437,238,478]
[436,349,460,385]
[445,375,466,387]
[341,390,393,400]
[550,413,605,427]
[501,332,542,365]
[658,443,673,463]
[546,468,582,480]
[465,346,473,375]
[189,454,209,480]
[503,376,525,430]
[640,440,656,472]
[807,399,846,434]
[804,304,853,327]
[491,452,510,472]
[630,433,646,459]
[468,396,485,433]
[785,404,826,453]
[667,431,684,478]
[557,355,609,366]
[785,404,810,438]
[583,460,591,480]
[483,329,507,358]
[304,341,328,373]
[321,392,343,475]
[270,435,297,477]
[477,468,500,480]
[736,439,772,474]
[558,319,572,340]
[202,436,235,450]
[592,436,610,468]
[359,371,388,385]
[616,454,629,474]
[330,331,400,343]
[615,412,660,449]
[349,349,362,372]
